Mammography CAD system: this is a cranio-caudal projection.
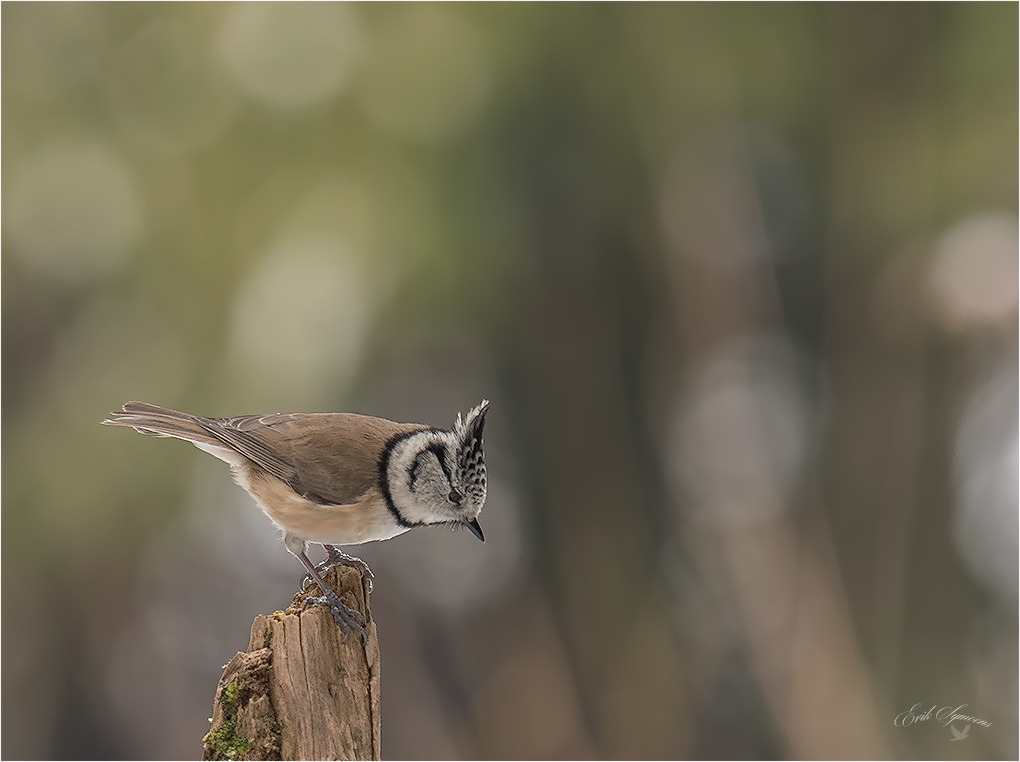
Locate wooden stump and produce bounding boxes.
[203,565,381,761]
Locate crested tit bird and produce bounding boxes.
[103,400,489,638]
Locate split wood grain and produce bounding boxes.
[203,565,381,761]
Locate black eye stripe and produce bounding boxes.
[425,442,453,485]
[406,442,456,491]
[408,450,428,490]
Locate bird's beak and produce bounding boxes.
[466,518,485,542]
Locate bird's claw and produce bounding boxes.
[340,557,375,593]
[303,591,367,642]
[301,550,375,593]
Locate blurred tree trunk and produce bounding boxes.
[825,1,937,688]
[202,566,381,761]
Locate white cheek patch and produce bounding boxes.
[388,431,459,525]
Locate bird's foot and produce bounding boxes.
[301,546,375,593]
[302,589,367,642]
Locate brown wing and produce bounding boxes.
[212,412,426,506]
[105,402,424,506]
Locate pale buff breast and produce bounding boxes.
[234,463,410,546]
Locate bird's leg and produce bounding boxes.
[305,544,375,593]
[286,535,365,640]
[296,550,367,641]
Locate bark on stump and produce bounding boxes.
[203,565,381,761]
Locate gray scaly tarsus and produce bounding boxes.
[294,549,367,642]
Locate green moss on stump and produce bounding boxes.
[203,720,251,760]
[221,679,244,712]
[203,679,253,760]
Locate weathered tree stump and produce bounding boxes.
[203,565,381,761]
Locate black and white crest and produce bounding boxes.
[454,400,488,507]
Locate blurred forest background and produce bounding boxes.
[3,3,1017,760]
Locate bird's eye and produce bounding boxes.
[448,489,462,504]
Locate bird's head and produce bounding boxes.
[384,401,489,540]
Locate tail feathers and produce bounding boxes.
[103,401,296,481]
[120,401,189,417]
[102,402,222,448]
